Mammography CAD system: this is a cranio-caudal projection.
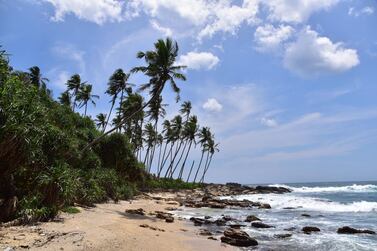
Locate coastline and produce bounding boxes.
[0,192,237,251]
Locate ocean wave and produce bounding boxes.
[269,184,377,193]
[228,194,377,212]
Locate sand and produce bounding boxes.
[0,194,237,251]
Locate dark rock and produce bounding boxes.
[252,222,273,229]
[254,186,292,194]
[245,215,261,222]
[301,214,311,217]
[258,203,271,209]
[204,216,212,219]
[199,229,213,236]
[208,236,217,240]
[229,224,247,229]
[155,211,173,220]
[283,207,296,210]
[215,218,226,226]
[165,216,174,223]
[222,215,236,222]
[284,227,296,231]
[302,226,320,234]
[125,208,145,215]
[337,226,376,235]
[274,233,292,239]
[220,228,258,247]
[190,217,205,226]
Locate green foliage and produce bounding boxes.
[61,206,80,214]
[144,177,202,190]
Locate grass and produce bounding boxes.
[61,206,81,214]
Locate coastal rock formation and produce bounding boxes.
[125,208,145,216]
[245,215,261,222]
[302,226,320,234]
[274,233,292,239]
[203,183,291,197]
[220,228,258,247]
[251,222,273,229]
[337,226,376,235]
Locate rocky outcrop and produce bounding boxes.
[125,208,145,215]
[251,222,273,228]
[274,233,292,239]
[202,183,292,197]
[302,226,320,234]
[337,226,375,235]
[245,215,261,222]
[220,228,258,247]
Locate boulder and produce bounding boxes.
[258,203,271,209]
[274,233,292,239]
[208,236,217,240]
[125,208,145,215]
[165,216,174,223]
[251,222,273,228]
[301,214,311,217]
[337,226,375,235]
[302,226,320,234]
[228,224,247,229]
[244,215,261,222]
[220,228,258,247]
[199,229,213,236]
[222,215,236,222]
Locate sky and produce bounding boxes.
[1,0,377,184]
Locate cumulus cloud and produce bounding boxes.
[150,19,172,36]
[348,6,374,17]
[260,117,278,127]
[43,0,124,25]
[177,52,220,70]
[254,24,294,52]
[203,98,223,112]
[264,0,339,23]
[283,27,359,77]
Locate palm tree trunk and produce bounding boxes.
[84,103,88,116]
[193,150,205,183]
[159,142,174,177]
[104,99,115,132]
[170,140,189,177]
[178,140,192,180]
[165,140,184,178]
[157,141,168,178]
[186,160,195,182]
[200,154,213,183]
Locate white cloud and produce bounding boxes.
[150,19,172,37]
[283,27,359,77]
[260,117,278,127]
[203,98,223,112]
[254,24,294,52]
[263,0,339,23]
[348,6,374,17]
[51,43,86,73]
[177,51,220,70]
[43,0,124,25]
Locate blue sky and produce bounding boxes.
[1,0,377,184]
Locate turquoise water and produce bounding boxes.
[175,181,377,251]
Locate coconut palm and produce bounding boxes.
[76,84,99,116]
[82,38,186,151]
[66,74,84,112]
[28,66,49,88]
[95,113,107,130]
[180,101,192,121]
[58,90,71,107]
[192,127,211,183]
[199,138,219,183]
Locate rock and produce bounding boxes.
[139,224,149,228]
[222,215,236,222]
[190,217,205,226]
[165,207,178,211]
[208,236,217,240]
[204,215,212,219]
[125,208,145,215]
[258,203,271,209]
[215,218,226,226]
[229,224,246,229]
[274,233,292,239]
[284,227,296,231]
[251,222,273,228]
[199,229,213,236]
[337,226,376,235]
[245,215,261,222]
[155,211,173,220]
[254,186,292,194]
[165,216,174,223]
[301,214,311,217]
[220,228,258,247]
[283,207,296,210]
[302,226,320,234]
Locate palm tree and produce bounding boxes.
[76,84,99,116]
[28,66,49,88]
[180,101,192,121]
[192,127,211,183]
[58,90,71,107]
[199,138,219,183]
[95,113,107,130]
[82,38,186,151]
[66,74,83,112]
[164,115,183,178]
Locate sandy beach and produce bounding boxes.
[0,193,237,251]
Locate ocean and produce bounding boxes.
[174,181,377,251]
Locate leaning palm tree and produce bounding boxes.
[180,101,192,121]
[83,38,186,151]
[95,113,107,130]
[76,84,99,116]
[199,138,219,183]
[28,66,49,88]
[66,74,84,112]
[192,127,211,183]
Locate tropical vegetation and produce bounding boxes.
[0,39,219,223]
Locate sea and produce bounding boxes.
[174,181,377,251]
